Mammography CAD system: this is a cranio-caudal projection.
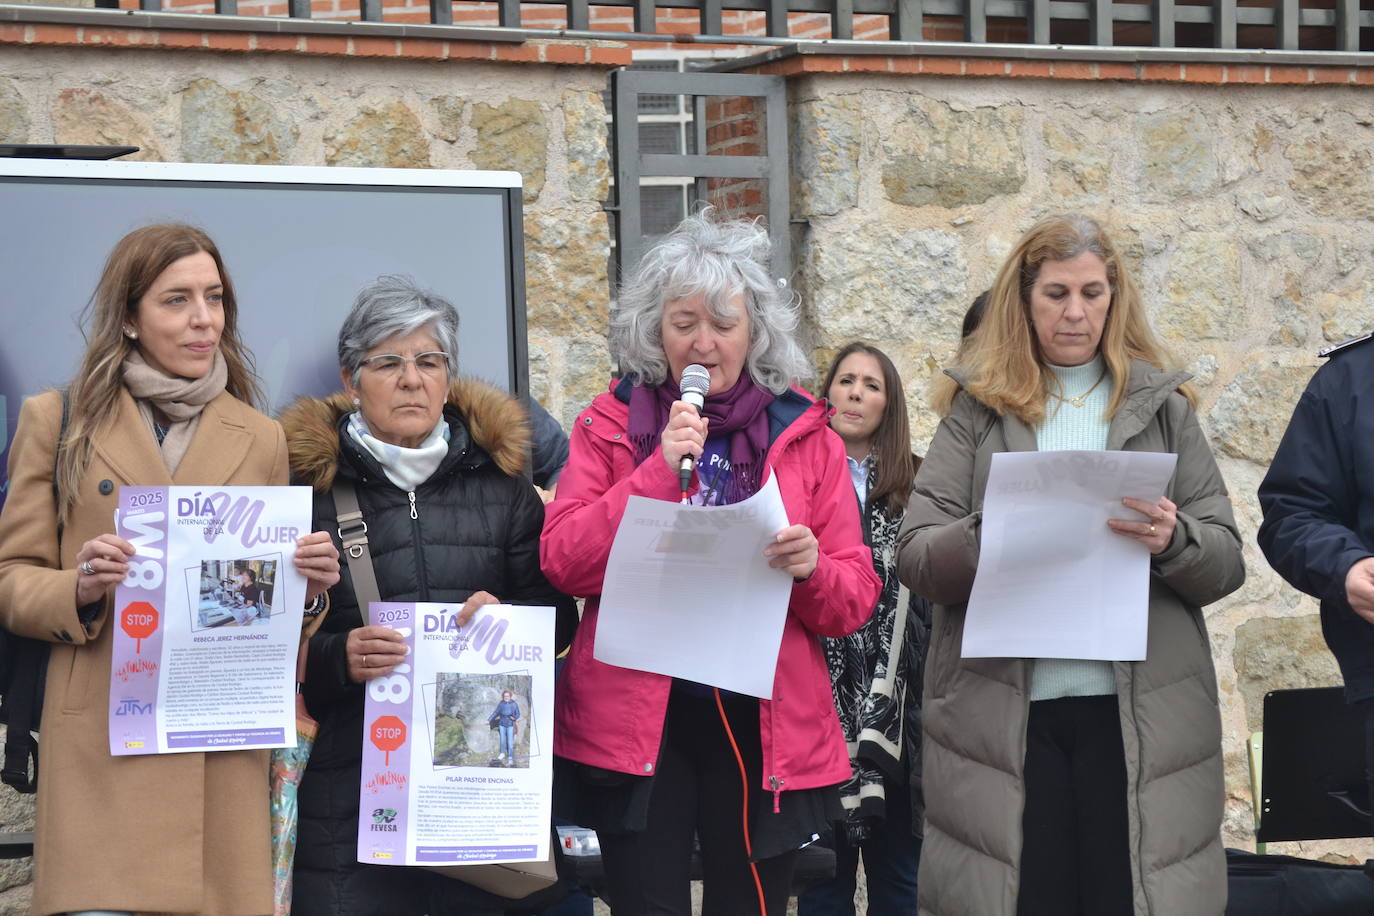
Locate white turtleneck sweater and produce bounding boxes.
[1028,355,1118,702]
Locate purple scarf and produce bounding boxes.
[628,373,775,504]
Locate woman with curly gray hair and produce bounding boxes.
[543,212,880,914]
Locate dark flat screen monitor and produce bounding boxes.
[0,160,527,510]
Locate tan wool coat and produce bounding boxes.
[896,361,1245,916]
[0,388,289,916]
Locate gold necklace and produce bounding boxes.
[1050,370,1107,408]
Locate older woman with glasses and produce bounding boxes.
[281,275,575,916]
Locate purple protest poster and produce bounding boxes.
[357,601,554,868]
[108,485,311,755]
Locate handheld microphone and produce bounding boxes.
[678,364,711,494]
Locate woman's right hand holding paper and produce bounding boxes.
[347,625,408,683]
[74,534,135,607]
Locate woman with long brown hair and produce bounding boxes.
[0,223,339,915]
[897,214,1243,916]
[798,343,930,915]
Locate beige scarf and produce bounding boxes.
[122,349,229,474]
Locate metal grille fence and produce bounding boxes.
[79,0,1374,51]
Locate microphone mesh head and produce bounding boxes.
[680,364,711,400]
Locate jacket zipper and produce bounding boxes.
[769,774,785,813]
[409,490,428,599]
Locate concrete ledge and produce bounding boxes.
[706,39,1374,83]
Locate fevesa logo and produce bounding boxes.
[115,698,153,716]
[371,807,399,831]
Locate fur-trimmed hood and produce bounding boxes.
[280,378,532,492]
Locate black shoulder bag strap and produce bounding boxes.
[2,390,69,793]
[333,479,382,611]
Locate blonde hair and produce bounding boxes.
[57,225,263,518]
[934,214,1192,424]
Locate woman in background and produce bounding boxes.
[798,343,928,916]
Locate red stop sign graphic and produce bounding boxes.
[120,602,159,653]
[370,715,407,766]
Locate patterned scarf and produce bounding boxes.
[821,478,931,844]
[626,373,774,505]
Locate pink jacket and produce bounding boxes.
[543,382,880,804]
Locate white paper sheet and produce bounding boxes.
[594,473,794,697]
[962,450,1178,661]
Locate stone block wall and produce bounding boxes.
[763,50,1374,860]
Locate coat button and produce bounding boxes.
[98,479,114,495]
[583,417,593,426]
[643,762,653,773]
[613,434,622,440]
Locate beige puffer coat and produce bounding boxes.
[895,360,1245,916]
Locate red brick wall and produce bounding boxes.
[699,93,768,222]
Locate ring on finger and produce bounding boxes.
[79,560,96,576]
[1149,524,1157,536]
[363,654,369,668]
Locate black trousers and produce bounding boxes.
[1364,699,1374,834]
[598,689,797,916]
[1016,695,1134,916]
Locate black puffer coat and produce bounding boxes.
[281,379,577,916]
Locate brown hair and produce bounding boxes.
[57,224,263,517]
[821,342,918,511]
[933,214,1192,424]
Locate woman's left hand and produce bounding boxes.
[1107,496,1177,555]
[294,531,341,602]
[457,590,500,627]
[765,524,819,580]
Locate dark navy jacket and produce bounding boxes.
[1258,337,1374,702]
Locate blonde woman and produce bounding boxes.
[897,214,1244,916]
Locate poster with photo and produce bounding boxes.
[357,602,555,869]
[108,485,311,756]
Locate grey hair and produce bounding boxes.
[337,275,462,386]
[609,210,810,395]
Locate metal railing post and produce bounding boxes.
[1212,0,1236,49]
[1088,0,1112,45]
[1151,0,1175,47]
[965,0,986,43]
[891,0,923,41]
[832,0,854,40]
[1273,0,1298,49]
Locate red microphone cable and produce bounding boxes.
[714,686,768,915]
